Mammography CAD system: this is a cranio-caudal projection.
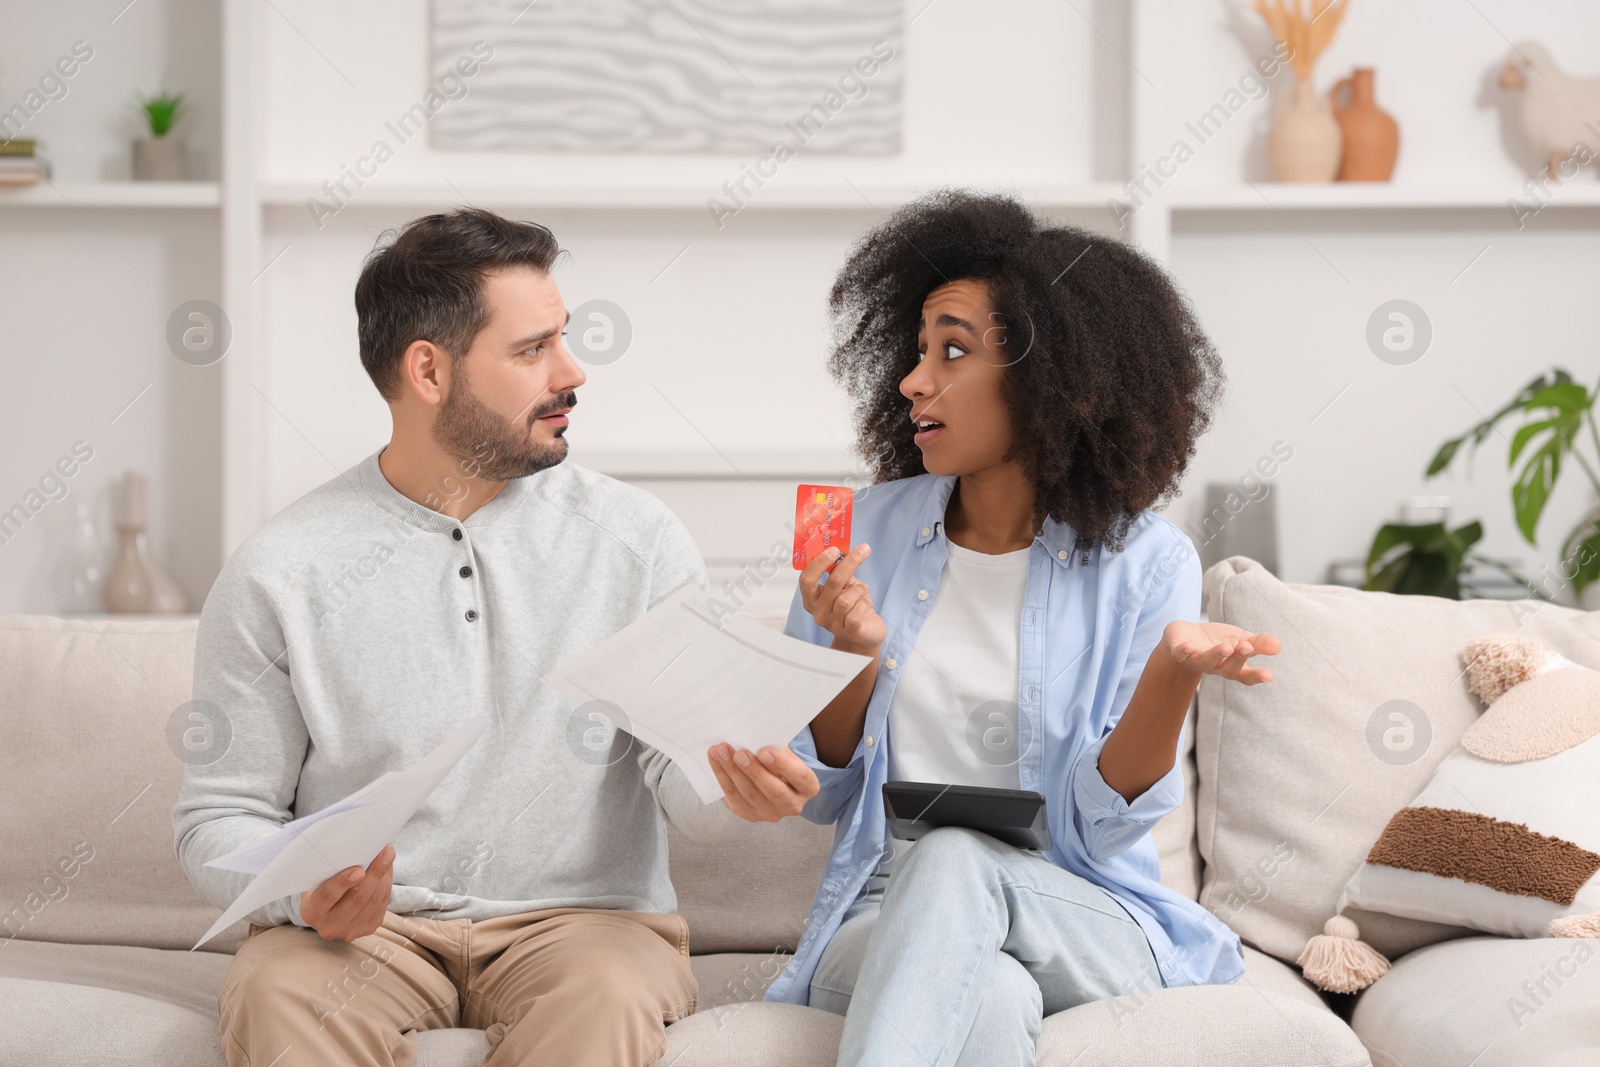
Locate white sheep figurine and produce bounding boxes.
[1499,41,1600,181]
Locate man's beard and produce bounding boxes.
[432,363,575,483]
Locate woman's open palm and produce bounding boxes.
[1162,621,1280,684]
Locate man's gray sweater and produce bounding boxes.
[172,448,725,929]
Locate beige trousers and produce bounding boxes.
[217,907,699,1067]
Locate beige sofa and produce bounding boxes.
[1,556,1592,1065]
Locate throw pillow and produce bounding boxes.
[1300,633,1600,992]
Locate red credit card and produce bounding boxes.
[792,484,853,570]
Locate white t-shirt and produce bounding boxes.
[864,537,1030,894]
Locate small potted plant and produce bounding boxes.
[1363,517,1538,600]
[132,90,185,181]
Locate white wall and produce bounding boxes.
[252,0,1130,512]
[253,0,1130,616]
[6,0,1600,617]
[259,0,1126,191]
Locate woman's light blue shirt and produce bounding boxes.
[763,473,1245,1004]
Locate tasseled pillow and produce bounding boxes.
[1298,633,1600,993]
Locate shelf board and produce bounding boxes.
[0,180,220,208]
[259,180,1127,212]
[1169,182,1600,211]
[254,180,1600,215]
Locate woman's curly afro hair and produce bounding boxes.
[827,188,1224,555]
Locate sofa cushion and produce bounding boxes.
[0,976,226,1067]
[0,938,231,1017]
[686,951,790,1009]
[1028,944,1367,1067]
[1194,557,1600,966]
[405,1006,849,1067]
[1037,987,1367,1067]
[0,938,814,1066]
[1234,942,1341,1011]
[0,937,1357,1067]
[0,616,247,954]
[1350,935,1600,1067]
[667,794,834,954]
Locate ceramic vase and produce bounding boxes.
[1268,77,1342,182]
[1333,68,1399,181]
[103,471,188,614]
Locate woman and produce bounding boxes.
[707,190,1279,1066]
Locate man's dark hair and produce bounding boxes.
[355,207,563,401]
[827,188,1224,554]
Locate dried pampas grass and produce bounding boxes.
[1252,0,1351,81]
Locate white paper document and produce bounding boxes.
[192,714,490,949]
[541,585,873,804]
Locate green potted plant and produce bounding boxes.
[132,90,185,181]
[1427,369,1600,604]
[1363,518,1536,600]
[1367,368,1600,603]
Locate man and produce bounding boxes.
[172,208,818,1067]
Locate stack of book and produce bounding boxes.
[0,140,53,185]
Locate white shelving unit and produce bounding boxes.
[250,179,1600,214]
[11,177,1589,219]
[1172,184,1600,210]
[16,0,1591,570]
[256,180,1129,211]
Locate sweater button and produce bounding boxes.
[452,529,463,541]
[465,609,478,622]
[459,565,473,578]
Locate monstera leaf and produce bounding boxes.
[1426,370,1573,479]
[1425,368,1600,598]
[1558,514,1600,596]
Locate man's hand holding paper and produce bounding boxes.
[189,714,489,949]
[541,585,872,807]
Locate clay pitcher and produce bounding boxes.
[1269,77,1342,182]
[1333,67,1399,181]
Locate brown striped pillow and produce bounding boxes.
[1337,634,1600,940]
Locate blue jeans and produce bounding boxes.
[807,826,1162,1067]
